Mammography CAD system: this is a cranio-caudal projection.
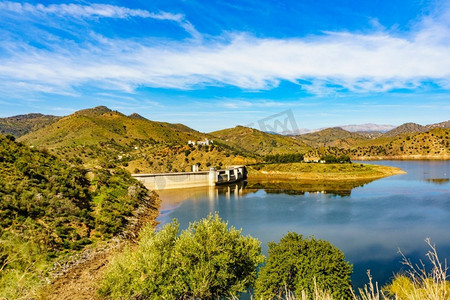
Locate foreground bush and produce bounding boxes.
[99,213,264,299]
[255,232,353,300]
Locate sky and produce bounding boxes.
[0,0,449,132]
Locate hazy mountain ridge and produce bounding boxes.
[339,123,396,132]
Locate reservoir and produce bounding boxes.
[157,160,450,289]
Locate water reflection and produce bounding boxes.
[156,161,450,290]
[245,178,376,197]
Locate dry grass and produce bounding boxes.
[258,238,449,300]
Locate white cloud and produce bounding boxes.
[0,2,182,20]
[0,2,449,95]
[0,2,201,38]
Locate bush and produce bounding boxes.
[255,232,353,299]
[265,153,304,163]
[100,213,264,299]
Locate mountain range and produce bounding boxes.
[0,107,448,173]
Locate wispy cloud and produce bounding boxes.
[0,2,182,20]
[0,2,449,95]
[0,2,201,38]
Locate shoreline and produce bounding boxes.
[351,156,449,161]
[247,163,406,181]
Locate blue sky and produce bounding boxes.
[0,0,449,132]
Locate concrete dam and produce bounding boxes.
[132,165,247,190]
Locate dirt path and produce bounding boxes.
[41,193,161,300]
[41,246,116,300]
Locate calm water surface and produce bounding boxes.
[157,161,450,288]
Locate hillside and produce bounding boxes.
[383,122,428,137]
[427,120,450,129]
[210,125,311,155]
[0,113,61,137]
[19,106,204,148]
[0,134,159,298]
[298,127,367,148]
[18,107,255,173]
[304,128,450,160]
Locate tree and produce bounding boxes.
[100,213,264,299]
[255,232,353,299]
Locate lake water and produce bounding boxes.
[157,160,450,289]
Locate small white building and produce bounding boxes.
[188,138,213,146]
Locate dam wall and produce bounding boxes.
[132,165,247,190]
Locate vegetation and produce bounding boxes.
[248,162,405,181]
[17,107,257,173]
[304,128,449,160]
[100,214,264,299]
[384,238,449,300]
[0,134,158,298]
[255,232,353,300]
[210,126,311,156]
[299,127,366,148]
[265,153,304,163]
[320,154,351,164]
[0,113,60,137]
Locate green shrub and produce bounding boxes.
[255,232,353,300]
[265,153,304,163]
[100,213,264,299]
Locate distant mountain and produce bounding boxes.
[129,113,147,120]
[0,113,61,137]
[383,122,428,137]
[298,127,367,147]
[304,127,449,160]
[210,125,311,155]
[279,123,395,135]
[427,120,450,129]
[355,131,384,139]
[339,123,395,133]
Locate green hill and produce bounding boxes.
[210,126,311,156]
[0,113,61,137]
[298,127,367,148]
[18,107,255,173]
[304,128,450,160]
[19,106,204,148]
[0,134,158,298]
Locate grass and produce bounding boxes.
[247,162,405,181]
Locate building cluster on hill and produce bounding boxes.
[188,138,213,146]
